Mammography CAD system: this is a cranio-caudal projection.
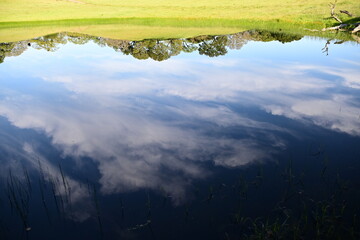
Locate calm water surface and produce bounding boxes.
[0,32,359,239]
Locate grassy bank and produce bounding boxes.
[0,18,315,42]
[1,0,359,23]
[0,0,359,41]
[0,18,357,43]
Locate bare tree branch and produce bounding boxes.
[352,24,360,34]
[329,1,343,23]
[339,10,353,17]
[322,23,348,31]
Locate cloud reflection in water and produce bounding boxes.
[0,39,359,207]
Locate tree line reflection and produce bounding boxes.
[0,30,303,63]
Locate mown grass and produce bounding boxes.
[0,18,305,42]
[0,0,359,41]
[0,0,359,23]
[0,18,357,43]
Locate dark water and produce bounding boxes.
[0,31,360,240]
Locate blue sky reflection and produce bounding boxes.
[0,38,359,208]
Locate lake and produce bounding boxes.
[0,31,360,239]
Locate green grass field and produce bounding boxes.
[0,0,359,41]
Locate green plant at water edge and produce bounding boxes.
[6,170,31,233]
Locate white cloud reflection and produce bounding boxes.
[0,94,282,205]
[0,129,91,222]
[38,52,360,136]
[0,40,359,209]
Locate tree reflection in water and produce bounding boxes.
[0,29,360,240]
[0,30,303,63]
